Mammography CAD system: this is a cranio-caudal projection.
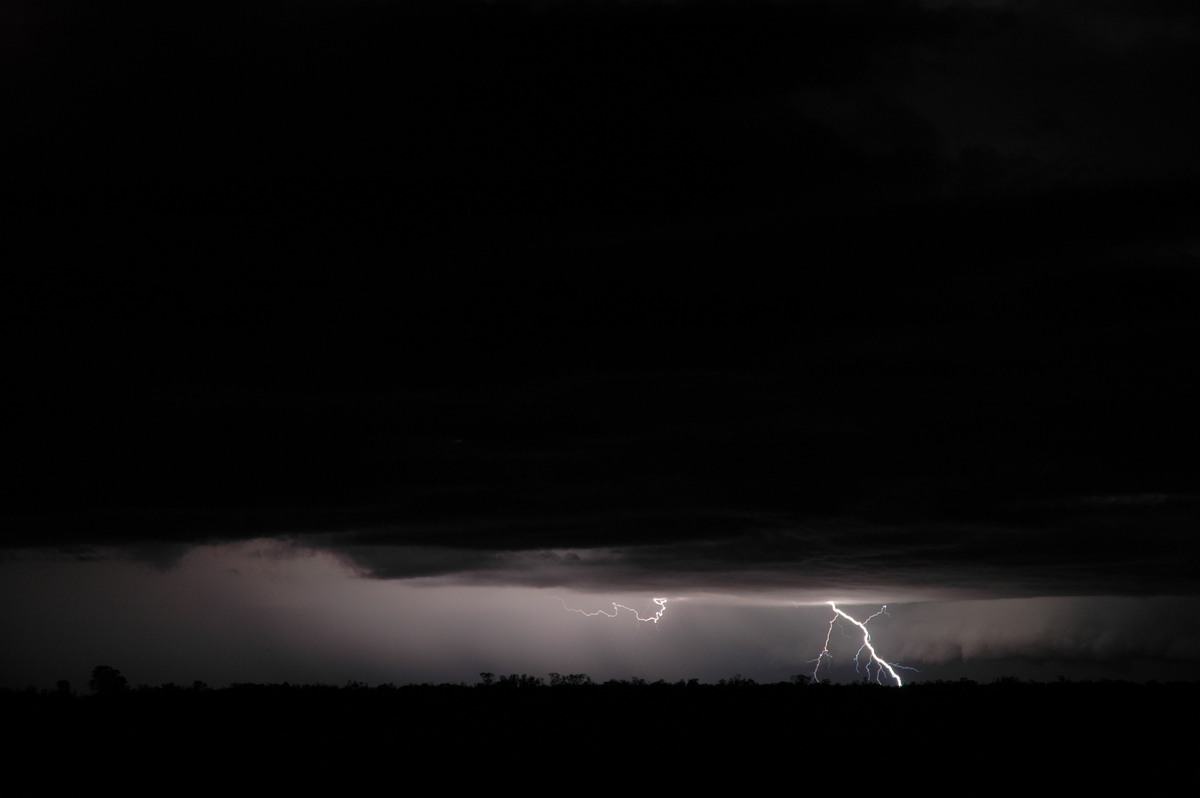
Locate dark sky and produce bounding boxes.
[3,0,1199,688]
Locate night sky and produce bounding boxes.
[4,0,1200,689]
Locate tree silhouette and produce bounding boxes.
[88,665,128,695]
[549,672,593,687]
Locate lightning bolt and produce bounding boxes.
[559,596,912,684]
[558,596,668,623]
[810,602,915,686]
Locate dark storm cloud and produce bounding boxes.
[8,245,1200,595]
[315,496,1200,598]
[4,0,1199,603]
[7,246,1200,597]
[8,0,1199,203]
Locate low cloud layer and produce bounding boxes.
[5,541,1198,689]
[316,496,1200,598]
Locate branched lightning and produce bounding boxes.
[558,596,914,685]
[558,596,668,623]
[809,602,916,686]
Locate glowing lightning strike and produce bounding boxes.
[810,602,915,687]
[558,597,669,623]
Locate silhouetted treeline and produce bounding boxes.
[4,672,1197,793]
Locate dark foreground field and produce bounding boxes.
[5,677,1196,793]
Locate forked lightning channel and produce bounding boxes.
[810,602,916,686]
[559,596,914,685]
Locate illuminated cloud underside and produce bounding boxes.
[3,541,1199,689]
